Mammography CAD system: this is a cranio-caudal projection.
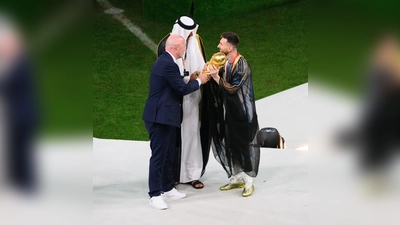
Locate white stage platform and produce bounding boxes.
[93,83,308,224]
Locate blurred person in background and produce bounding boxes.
[358,32,400,180]
[0,13,40,194]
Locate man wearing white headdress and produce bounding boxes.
[157,15,208,189]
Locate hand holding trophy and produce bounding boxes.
[202,52,227,83]
[189,71,200,81]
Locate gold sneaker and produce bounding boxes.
[242,185,254,197]
[220,182,245,191]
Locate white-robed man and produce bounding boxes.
[157,15,209,189]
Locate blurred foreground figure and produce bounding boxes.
[356,33,400,183]
[0,13,39,193]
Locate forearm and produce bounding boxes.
[218,78,240,94]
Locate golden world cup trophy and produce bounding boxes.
[202,52,227,75]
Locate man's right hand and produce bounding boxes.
[197,72,210,84]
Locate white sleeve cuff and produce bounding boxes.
[196,78,201,87]
[182,75,190,84]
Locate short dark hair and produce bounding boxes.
[221,32,239,47]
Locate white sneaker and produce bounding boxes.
[149,196,168,210]
[161,188,186,200]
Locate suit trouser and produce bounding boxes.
[8,125,36,192]
[145,122,176,197]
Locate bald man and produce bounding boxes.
[142,34,216,210]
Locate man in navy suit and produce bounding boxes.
[142,34,217,210]
[0,15,39,193]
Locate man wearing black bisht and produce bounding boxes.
[208,32,260,197]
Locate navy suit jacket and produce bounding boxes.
[2,54,39,131]
[142,51,200,128]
